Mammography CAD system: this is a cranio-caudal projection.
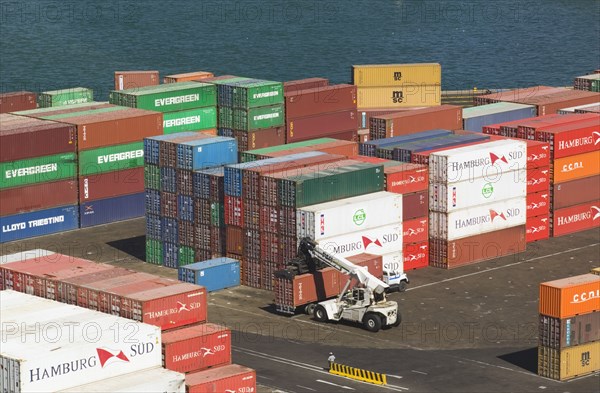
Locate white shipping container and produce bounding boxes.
[429,197,527,241]
[316,223,403,260]
[0,291,162,393]
[297,191,402,240]
[58,367,186,393]
[430,140,527,184]
[430,168,527,212]
[0,249,55,264]
[381,251,403,273]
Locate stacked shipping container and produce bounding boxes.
[574,73,600,92]
[0,91,37,113]
[179,257,241,292]
[538,274,600,380]
[37,87,94,108]
[114,70,160,91]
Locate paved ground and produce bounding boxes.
[1,218,599,392]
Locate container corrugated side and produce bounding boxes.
[553,151,600,184]
[0,121,77,162]
[186,364,256,393]
[1,205,79,243]
[551,200,600,237]
[538,341,600,381]
[110,82,216,112]
[539,312,600,349]
[283,77,329,93]
[176,137,237,171]
[317,223,403,259]
[162,107,217,134]
[79,142,144,176]
[296,191,402,240]
[58,367,186,392]
[79,192,145,228]
[164,71,214,83]
[462,102,536,132]
[0,290,162,392]
[1,153,77,189]
[429,197,526,240]
[0,179,78,217]
[539,274,600,319]
[0,91,37,113]
[178,258,240,292]
[357,85,441,108]
[352,63,441,86]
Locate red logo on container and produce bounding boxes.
[489,152,508,165]
[489,210,507,221]
[201,347,215,357]
[362,236,382,248]
[593,132,600,146]
[592,206,600,221]
[97,348,129,367]
[177,301,190,312]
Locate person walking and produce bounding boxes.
[328,352,336,370]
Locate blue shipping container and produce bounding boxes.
[193,167,225,200]
[392,134,491,161]
[359,129,452,156]
[217,128,235,138]
[1,205,79,243]
[161,217,178,243]
[462,103,537,132]
[178,195,194,222]
[176,137,238,171]
[160,167,177,193]
[144,131,200,165]
[79,192,145,228]
[178,257,240,292]
[145,189,161,215]
[163,242,178,268]
[224,151,327,197]
[146,213,161,240]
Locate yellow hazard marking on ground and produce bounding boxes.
[329,362,387,385]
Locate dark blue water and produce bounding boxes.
[1,0,599,100]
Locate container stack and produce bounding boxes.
[109,82,218,135]
[0,114,79,242]
[0,91,37,113]
[538,274,600,381]
[352,63,442,109]
[240,137,359,162]
[284,83,359,143]
[574,73,600,92]
[37,87,94,108]
[428,139,529,268]
[214,77,286,152]
[143,132,237,268]
[114,70,160,91]
[0,250,257,393]
[462,102,537,132]
[558,102,600,114]
[283,77,329,93]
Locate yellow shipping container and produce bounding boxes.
[538,342,600,381]
[352,63,441,87]
[356,86,441,109]
[591,267,600,275]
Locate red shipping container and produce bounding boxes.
[552,200,600,237]
[243,199,260,230]
[279,207,297,237]
[283,77,329,93]
[527,191,550,218]
[259,205,280,233]
[162,323,231,373]
[0,121,77,162]
[79,167,144,203]
[403,241,429,270]
[243,258,261,288]
[411,138,493,165]
[234,127,286,151]
[314,267,342,299]
[536,117,600,159]
[114,70,159,90]
[526,215,550,243]
[474,86,564,106]
[42,263,115,301]
[384,164,429,194]
[357,107,426,129]
[279,234,297,262]
[287,110,358,143]
[403,190,428,221]
[403,216,429,244]
[322,129,358,142]
[285,84,357,119]
[261,231,280,263]
[0,179,78,216]
[552,175,600,210]
[517,114,597,140]
[226,225,243,255]
[527,167,550,194]
[161,191,178,219]
[523,140,551,169]
[59,267,135,305]
[370,105,462,139]
[224,195,243,226]
[0,91,37,113]
[78,272,158,311]
[186,364,256,393]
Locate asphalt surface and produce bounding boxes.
[1,218,599,392]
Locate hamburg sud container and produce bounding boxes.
[539,274,600,319]
[185,364,256,393]
[0,91,37,113]
[296,191,402,240]
[0,290,162,392]
[178,257,240,292]
[161,323,231,373]
[551,200,600,237]
[58,367,185,392]
[37,87,93,108]
[114,70,159,90]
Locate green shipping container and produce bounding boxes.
[1,153,77,189]
[278,163,384,208]
[218,107,234,128]
[240,137,337,162]
[178,246,195,267]
[211,202,224,227]
[163,107,217,134]
[146,239,162,265]
[79,142,144,176]
[40,106,126,120]
[38,87,94,108]
[109,82,216,112]
[233,80,284,109]
[233,104,285,131]
[144,164,160,190]
[592,80,599,92]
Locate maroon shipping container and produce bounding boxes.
[0,120,77,162]
[552,175,600,210]
[243,258,261,288]
[179,221,195,247]
[325,129,359,142]
[243,153,345,201]
[551,200,600,237]
[177,169,194,196]
[259,205,280,233]
[160,133,213,168]
[79,167,144,203]
[527,167,551,194]
[358,128,369,143]
[357,107,427,129]
[521,90,600,116]
[243,199,260,230]
[195,224,211,251]
[224,195,243,226]
[59,108,163,151]
[369,105,463,139]
[226,225,243,255]
[262,261,279,291]
[15,103,116,119]
[59,267,136,305]
[474,86,565,106]
[403,190,428,221]
[0,179,78,216]
[192,75,238,83]
[430,226,527,269]
[261,231,280,263]
[515,114,596,140]
[114,70,159,91]
[283,77,329,94]
[287,110,358,143]
[256,139,359,160]
[209,226,226,256]
[161,192,178,219]
[233,127,285,152]
[539,312,600,349]
[243,229,260,262]
[162,323,231,373]
[186,364,256,393]
[285,84,357,119]
[279,207,297,237]
[402,216,429,244]
[194,199,212,226]
[527,191,550,218]
[0,91,37,113]
[41,263,116,301]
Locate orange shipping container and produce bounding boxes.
[163,71,214,83]
[553,150,600,183]
[539,274,600,319]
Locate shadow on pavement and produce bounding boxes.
[497,347,538,374]
[107,235,146,261]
